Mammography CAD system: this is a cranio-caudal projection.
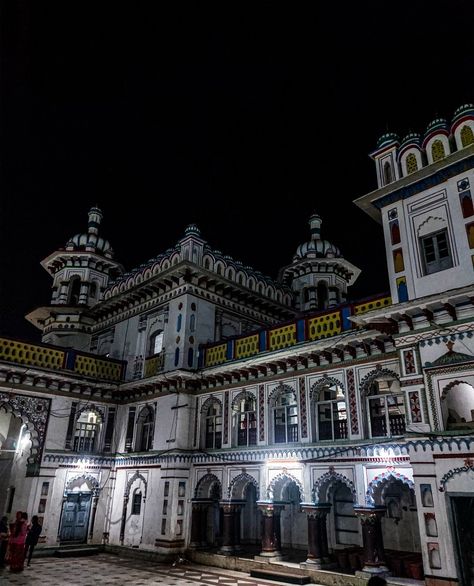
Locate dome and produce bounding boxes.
[376,132,399,149]
[425,117,448,135]
[68,233,112,253]
[400,132,421,148]
[184,224,201,237]
[294,213,341,260]
[453,103,474,121]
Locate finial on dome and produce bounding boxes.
[88,206,103,237]
[309,213,322,241]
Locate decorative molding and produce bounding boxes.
[194,473,221,499]
[366,470,414,506]
[267,383,296,405]
[227,472,259,499]
[439,459,474,492]
[360,367,400,397]
[231,390,256,411]
[309,375,344,402]
[312,470,356,504]
[200,395,222,414]
[124,471,148,499]
[266,471,304,501]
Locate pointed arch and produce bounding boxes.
[267,383,296,405]
[231,390,256,411]
[266,471,304,501]
[310,376,344,402]
[65,473,100,496]
[440,379,473,401]
[366,470,414,506]
[76,403,106,422]
[360,367,400,396]
[312,471,356,504]
[227,472,260,500]
[194,473,222,499]
[200,396,222,413]
[124,471,148,499]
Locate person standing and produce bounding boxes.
[0,516,9,568]
[8,511,28,572]
[24,516,42,566]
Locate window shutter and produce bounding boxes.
[65,402,77,449]
[103,407,116,452]
[125,407,136,452]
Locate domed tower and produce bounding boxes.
[279,213,361,312]
[26,207,123,348]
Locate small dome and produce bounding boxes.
[294,213,341,260]
[453,103,474,120]
[376,132,399,148]
[69,233,112,253]
[425,117,448,134]
[400,132,421,148]
[184,224,201,236]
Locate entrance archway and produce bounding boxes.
[268,473,305,552]
[193,474,222,548]
[228,473,260,546]
[59,474,100,544]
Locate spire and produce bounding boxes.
[88,206,103,237]
[309,213,322,241]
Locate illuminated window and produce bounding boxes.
[315,384,347,441]
[273,389,298,443]
[406,153,418,174]
[149,331,163,356]
[204,402,222,449]
[461,125,474,147]
[367,377,405,437]
[136,406,154,452]
[233,394,257,447]
[73,411,100,453]
[431,139,445,162]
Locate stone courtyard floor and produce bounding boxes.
[0,553,321,585]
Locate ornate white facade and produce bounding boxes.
[1,104,474,586]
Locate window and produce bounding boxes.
[136,406,154,452]
[149,331,163,356]
[41,482,49,496]
[233,394,257,447]
[131,491,142,515]
[177,314,182,332]
[315,384,347,441]
[273,389,298,443]
[317,282,328,310]
[164,482,170,497]
[421,230,453,274]
[431,139,445,162]
[367,377,405,437]
[68,277,81,305]
[461,125,474,147]
[178,482,186,497]
[190,314,196,332]
[161,519,166,535]
[73,410,100,453]
[406,153,418,174]
[383,161,393,185]
[205,402,222,449]
[89,281,98,299]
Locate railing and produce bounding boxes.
[319,419,348,441]
[275,423,299,443]
[199,294,392,368]
[237,427,257,446]
[0,336,127,382]
[143,353,165,378]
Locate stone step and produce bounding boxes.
[250,569,310,585]
[55,547,101,558]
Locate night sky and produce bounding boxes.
[2,2,474,340]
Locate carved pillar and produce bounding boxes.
[119,495,129,545]
[255,502,285,559]
[88,492,100,542]
[354,506,389,575]
[301,503,331,567]
[190,499,212,548]
[219,502,236,554]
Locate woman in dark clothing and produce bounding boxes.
[24,516,42,566]
[0,516,8,567]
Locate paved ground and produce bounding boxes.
[0,553,310,585]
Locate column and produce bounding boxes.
[354,506,389,575]
[219,502,239,555]
[189,500,211,548]
[88,492,100,542]
[301,503,331,568]
[255,502,285,559]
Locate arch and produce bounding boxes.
[227,472,260,500]
[405,152,418,174]
[266,471,304,501]
[68,276,82,304]
[312,471,356,504]
[383,161,393,185]
[439,461,474,492]
[461,124,474,147]
[431,139,446,162]
[0,392,49,471]
[231,390,256,411]
[75,403,105,423]
[124,471,148,499]
[65,473,100,496]
[360,367,400,397]
[310,376,344,402]
[194,473,222,499]
[365,470,414,506]
[200,396,222,414]
[268,383,296,405]
[440,379,473,401]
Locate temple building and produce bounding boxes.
[1,104,474,586]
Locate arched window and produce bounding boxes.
[131,490,142,515]
[461,125,474,147]
[367,376,405,437]
[204,402,222,449]
[68,277,81,305]
[441,382,474,430]
[177,314,182,332]
[383,161,392,185]
[73,410,100,453]
[190,314,196,332]
[187,347,194,367]
[273,389,298,443]
[136,406,154,452]
[174,347,180,367]
[406,153,418,174]
[431,139,446,162]
[233,394,257,446]
[89,281,98,300]
[317,282,328,310]
[148,331,163,356]
[315,384,347,440]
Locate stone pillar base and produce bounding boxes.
[254,553,286,562]
[356,567,390,579]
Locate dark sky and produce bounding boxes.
[2,1,474,340]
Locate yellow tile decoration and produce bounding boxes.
[235,334,259,359]
[205,343,227,367]
[268,323,296,351]
[307,311,341,341]
[144,353,164,378]
[354,296,392,315]
[74,354,123,382]
[0,338,65,370]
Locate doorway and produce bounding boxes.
[59,492,92,543]
[451,497,474,586]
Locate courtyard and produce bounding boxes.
[0,553,313,586]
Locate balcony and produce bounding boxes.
[143,353,165,378]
